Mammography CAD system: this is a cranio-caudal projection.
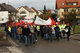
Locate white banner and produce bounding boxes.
[35,16,51,25]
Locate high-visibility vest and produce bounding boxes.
[34,25,36,27]
[61,24,66,30]
[54,25,56,27]
[59,25,62,31]
[31,25,33,28]
[8,27,11,32]
[37,26,40,31]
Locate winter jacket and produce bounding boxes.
[17,28,22,35]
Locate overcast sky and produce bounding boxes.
[0,0,56,10]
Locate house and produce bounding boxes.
[56,0,80,18]
[31,7,39,15]
[17,6,36,19]
[38,10,43,15]
[0,3,17,23]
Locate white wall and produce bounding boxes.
[17,7,36,19]
[0,11,9,23]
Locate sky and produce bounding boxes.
[0,0,56,10]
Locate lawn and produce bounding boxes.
[74,25,80,34]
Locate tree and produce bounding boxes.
[43,5,46,14]
[51,13,57,21]
[62,10,77,32]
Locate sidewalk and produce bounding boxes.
[70,34,80,41]
[0,37,24,53]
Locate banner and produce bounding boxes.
[35,16,51,25]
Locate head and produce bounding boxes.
[56,24,58,27]
[67,23,69,26]
[19,26,21,28]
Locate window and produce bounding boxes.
[62,3,64,5]
[73,3,78,5]
[64,8,68,12]
[72,9,75,11]
[0,7,1,10]
[78,8,80,11]
[67,3,72,5]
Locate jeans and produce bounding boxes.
[6,32,9,37]
[53,34,56,39]
[44,34,49,40]
[49,34,53,42]
[24,36,28,45]
[34,33,37,41]
[18,35,22,41]
[14,33,18,39]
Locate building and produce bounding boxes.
[56,0,80,18]
[0,3,17,24]
[17,6,36,19]
[31,7,39,15]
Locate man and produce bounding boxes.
[54,25,60,40]
[8,25,12,37]
[30,26,35,44]
[48,26,53,42]
[65,23,71,41]
[61,24,66,39]
[14,26,18,39]
[36,25,40,36]
[23,25,31,46]
[5,25,9,38]
[17,26,22,42]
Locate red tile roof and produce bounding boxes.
[56,0,80,9]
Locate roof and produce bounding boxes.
[56,0,80,9]
[18,6,34,13]
[0,3,17,12]
[31,7,39,14]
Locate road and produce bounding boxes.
[13,37,80,53]
[0,36,80,53]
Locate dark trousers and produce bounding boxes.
[56,34,59,40]
[41,31,44,39]
[49,34,53,42]
[66,33,70,41]
[62,30,65,38]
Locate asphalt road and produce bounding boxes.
[13,37,80,53]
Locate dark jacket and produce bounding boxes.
[54,26,60,34]
[14,28,17,34]
[65,26,71,34]
[22,28,31,36]
[48,27,52,35]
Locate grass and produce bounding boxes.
[0,30,5,32]
[74,25,80,34]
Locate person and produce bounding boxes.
[17,26,22,42]
[54,25,60,40]
[40,25,44,39]
[8,25,12,37]
[61,24,66,39]
[5,25,9,39]
[59,24,62,39]
[30,26,35,44]
[65,23,71,41]
[34,25,38,42]
[43,26,48,40]
[36,25,40,36]
[52,25,56,39]
[23,25,31,46]
[48,26,53,42]
[14,26,18,39]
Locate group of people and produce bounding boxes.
[5,23,71,46]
